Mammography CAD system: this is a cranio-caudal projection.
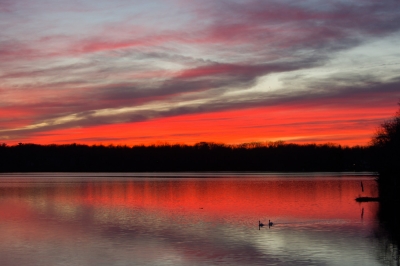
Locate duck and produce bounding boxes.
[268,220,273,227]
[259,220,264,227]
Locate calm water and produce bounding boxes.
[0,172,393,265]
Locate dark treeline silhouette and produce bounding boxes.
[371,102,400,202]
[371,102,400,264]
[0,141,373,172]
[375,204,400,266]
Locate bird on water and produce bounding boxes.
[259,220,264,227]
[268,220,273,227]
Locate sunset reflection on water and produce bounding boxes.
[0,173,384,265]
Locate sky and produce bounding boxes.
[1,0,400,146]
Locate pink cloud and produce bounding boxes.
[1,0,400,145]
[8,99,395,146]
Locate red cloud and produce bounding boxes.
[7,101,395,147]
[1,0,400,146]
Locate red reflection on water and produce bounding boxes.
[0,177,379,223]
[80,178,378,220]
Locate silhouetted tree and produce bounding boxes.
[371,101,400,178]
[371,102,400,260]
[372,102,400,147]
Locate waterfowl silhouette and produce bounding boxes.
[259,220,264,229]
[268,220,273,227]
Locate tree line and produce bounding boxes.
[0,141,373,172]
[370,102,400,253]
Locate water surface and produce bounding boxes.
[0,172,388,265]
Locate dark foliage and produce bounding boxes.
[375,202,400,266]
[371,102,400,264]
[371,102,400,178]
[0,141,373,172]
[371,102,400,203]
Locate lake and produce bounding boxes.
[0,172,394,265]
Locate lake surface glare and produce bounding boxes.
[0,172,392,265]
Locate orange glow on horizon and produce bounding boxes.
[10,104,395,147]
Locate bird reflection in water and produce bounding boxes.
[259,220,264,230]
[259,220,273,230]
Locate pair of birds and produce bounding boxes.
[259,220,273,227]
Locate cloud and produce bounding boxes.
[1,0,400,144]
[2,75,399,142]
[0,0,14,12]
[0,55,328,134]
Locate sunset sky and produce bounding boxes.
[1,0,400,146]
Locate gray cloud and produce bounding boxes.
[2,76,399,141]
[1,0,400,143]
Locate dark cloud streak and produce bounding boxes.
[3,77,399,139]
[1,0,400,144]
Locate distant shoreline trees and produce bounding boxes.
[0,141,373,172]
